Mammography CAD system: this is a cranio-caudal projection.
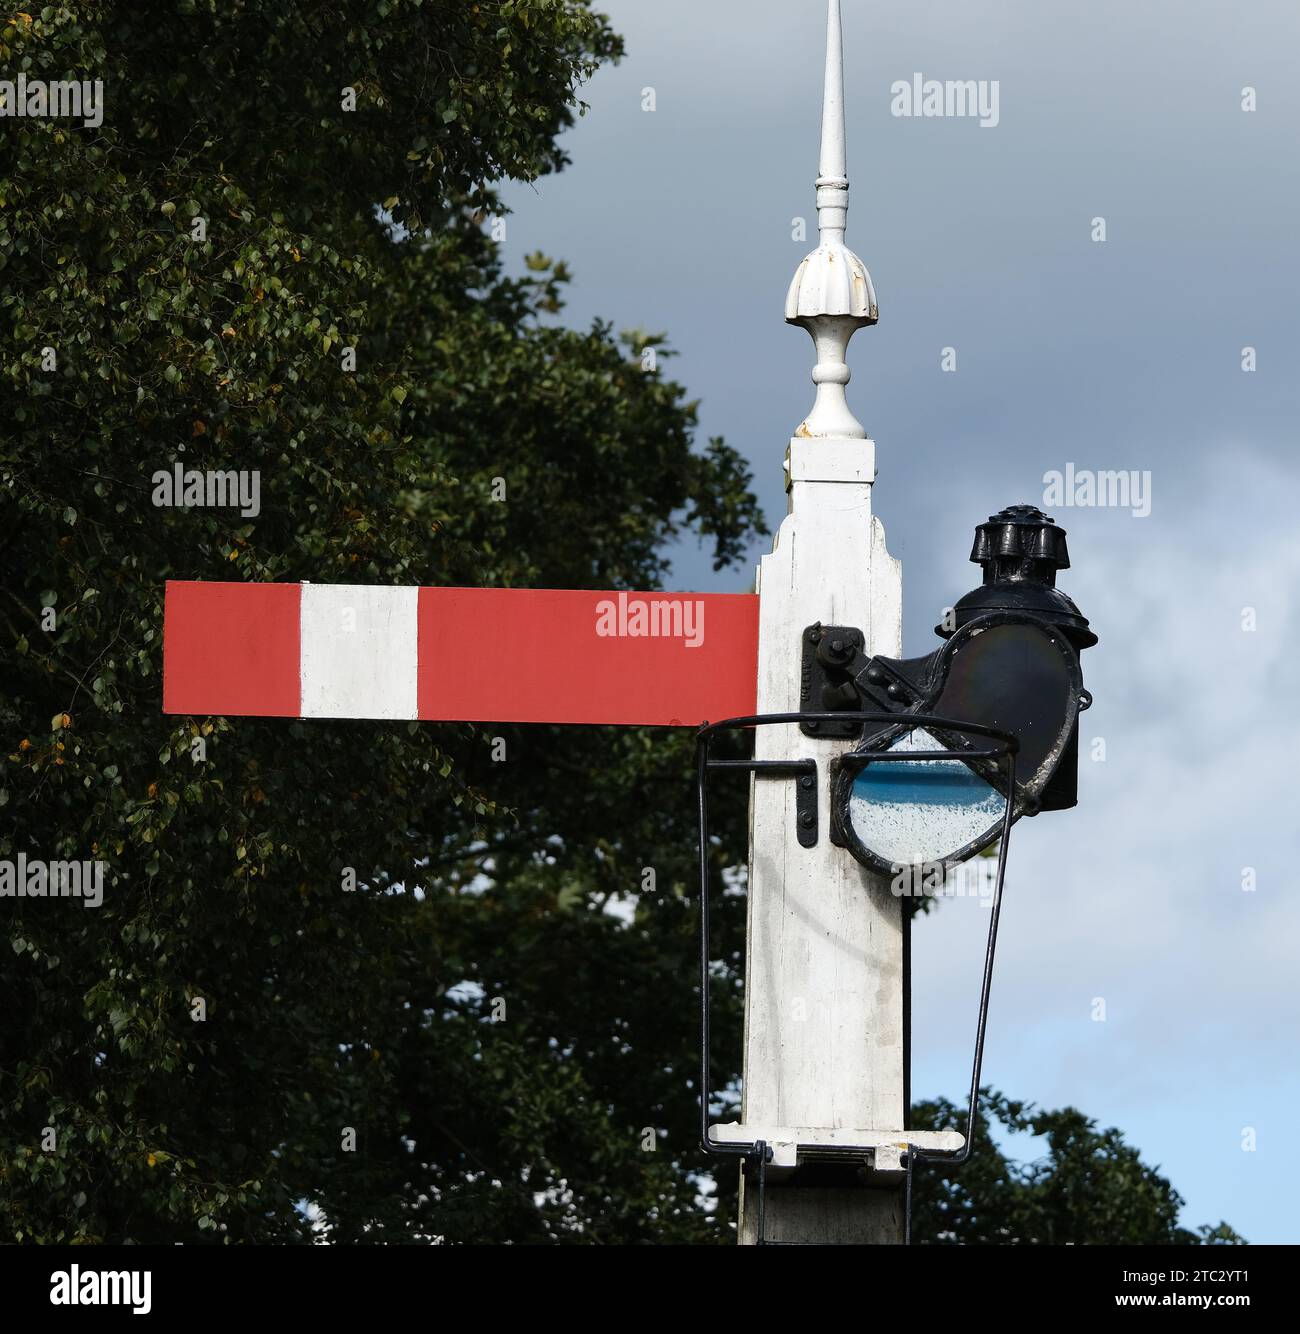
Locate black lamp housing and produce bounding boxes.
[802,505,1097,873]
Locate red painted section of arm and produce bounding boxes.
[163,581,302,717]
[416,587,759,726]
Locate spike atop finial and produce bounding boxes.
[786,0,877,440]
[816,0,848,240]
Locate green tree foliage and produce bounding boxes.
[1,1,762,1243]
[909,1091,1245,1245]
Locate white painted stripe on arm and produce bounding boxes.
[299,584,419,720]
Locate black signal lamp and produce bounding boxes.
[800,505,1096,875]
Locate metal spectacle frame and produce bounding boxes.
[694,710,1018,1245]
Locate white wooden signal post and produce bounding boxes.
[730,0,910,1244]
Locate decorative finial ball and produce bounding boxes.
[785,243,877,326]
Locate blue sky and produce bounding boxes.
[497,0,1300,1242]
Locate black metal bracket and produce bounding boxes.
[800,624,866,737]
[800,623,938,741]
[743,1141,772,1245]
[706,755,818,848]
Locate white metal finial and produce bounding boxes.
[785,0,877,440]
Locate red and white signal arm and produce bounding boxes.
[163,581,759,727]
